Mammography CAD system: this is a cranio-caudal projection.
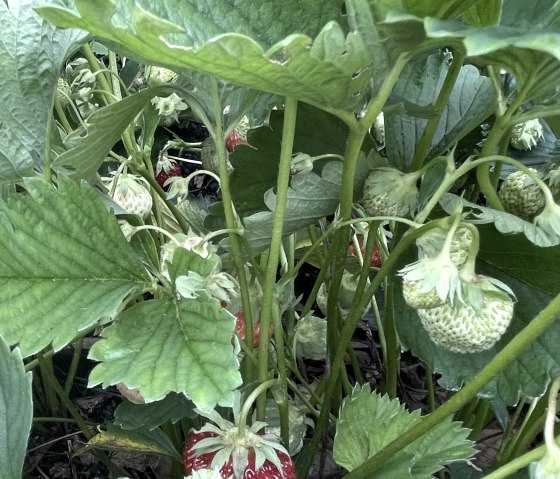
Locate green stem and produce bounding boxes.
[54,97,73,133]
[383,279,399,398]
[256,97,299,419]
[484,437,558,479]
[237,378,279,436]
[409,50,466,172]
[63,339,83,396]
[342,291,560,479]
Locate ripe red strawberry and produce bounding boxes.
[154,157,181,188]
[183,431,295,479]
[225,130,247,152]
[235,309,262,348]
[348,237,382,267]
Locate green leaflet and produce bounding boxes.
[0,337,32,479]
[333,385,475,478]
[36,0,374,112]
[88,297,242,413]
[0,176,150,357]
[0,1,86,182]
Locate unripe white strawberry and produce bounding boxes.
[201,138,232,175]
[294,315,327,360]
[499,169,545,220]
[110,173,153,218]
[316,272,367,320]
[402,279,445,310]
[416,224,474,268]
[417,295,514,353]
[361,167,419,218]
[146,66,178,86]
[56,78,72,107]
[510,119,544,150]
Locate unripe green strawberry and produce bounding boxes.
[402,279,445,310]
[316,272,367,320]
[294,315,327,360]
[510,119,544,150]
[201,138,232,175]
[416,224,474,268]
[110,174,153,219]
[146,66,178,86]
[56,78,72,107]
[499,169,545,220]
[417,295,514,353]
[361,167,419,218]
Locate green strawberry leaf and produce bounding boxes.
[395,224,560,405]
[230,104,352,214]
[55,86,171,179]
[36,0,375,112]
[88,297,242,413]
[333,385,475,477]
[87,424,181,461]
[440,193,560,247]
[114,393,196,431]
[385,52,495,170]
[237,157,370,253]
[0,338,32,479]
[382,0,560,105]
[0,2,86,183]
[0,176,150,357]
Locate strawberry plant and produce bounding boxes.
[1,1,560,478]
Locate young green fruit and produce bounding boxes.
[402,279,446,310]
[110,174,153,219]
[416,224,474,268]
[361,167,419,218]
[510,119,544,151]
[499,169,545,220]
[56,78,72,107]
[417,295,514,353]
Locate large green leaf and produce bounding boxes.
[0,176,150,357]
[396,224,560,405]
[382,0,560,104]
[36,0,375,112]
[88,297,242,413]
[333,385,475,477]
[0,338,32,479]
[0,1,86,183]
[385,52,495,169]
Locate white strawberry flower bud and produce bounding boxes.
[361,167,420,218]
[290,153,314,174]
[373,112,385,144]
[510,119,544,150]
[160,233,214,280]
[151,93,188,123]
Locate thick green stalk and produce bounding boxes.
[342,291,560,479]
[383,279,399,398]
[409,51,466,172]
[256,97,299,419]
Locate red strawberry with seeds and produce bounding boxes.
[235,309,262,348]
[225,130,247,152]
[155,157,181,188]
[348,237,382,267]
[183,399,296,479]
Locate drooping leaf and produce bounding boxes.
[395,224,560,405]
[114,393,196,431]
[385,52,495,169]
[333,385,475,477]
[0,1,86,182]
[88,297,242,413]
[0,176,150,357]
[55,86,171,179]
[87,424,181,461]
[36,0,375,112]
[236,157,370,254]
[440,193,560,247]
[0,338,32,479]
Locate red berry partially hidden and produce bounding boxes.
[235,309,261,348]
[155,158,181,188]
[183,432,296,479]
[348,237,382,268]
[225,130,247,152]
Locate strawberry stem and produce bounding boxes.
[237,379,280,437]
